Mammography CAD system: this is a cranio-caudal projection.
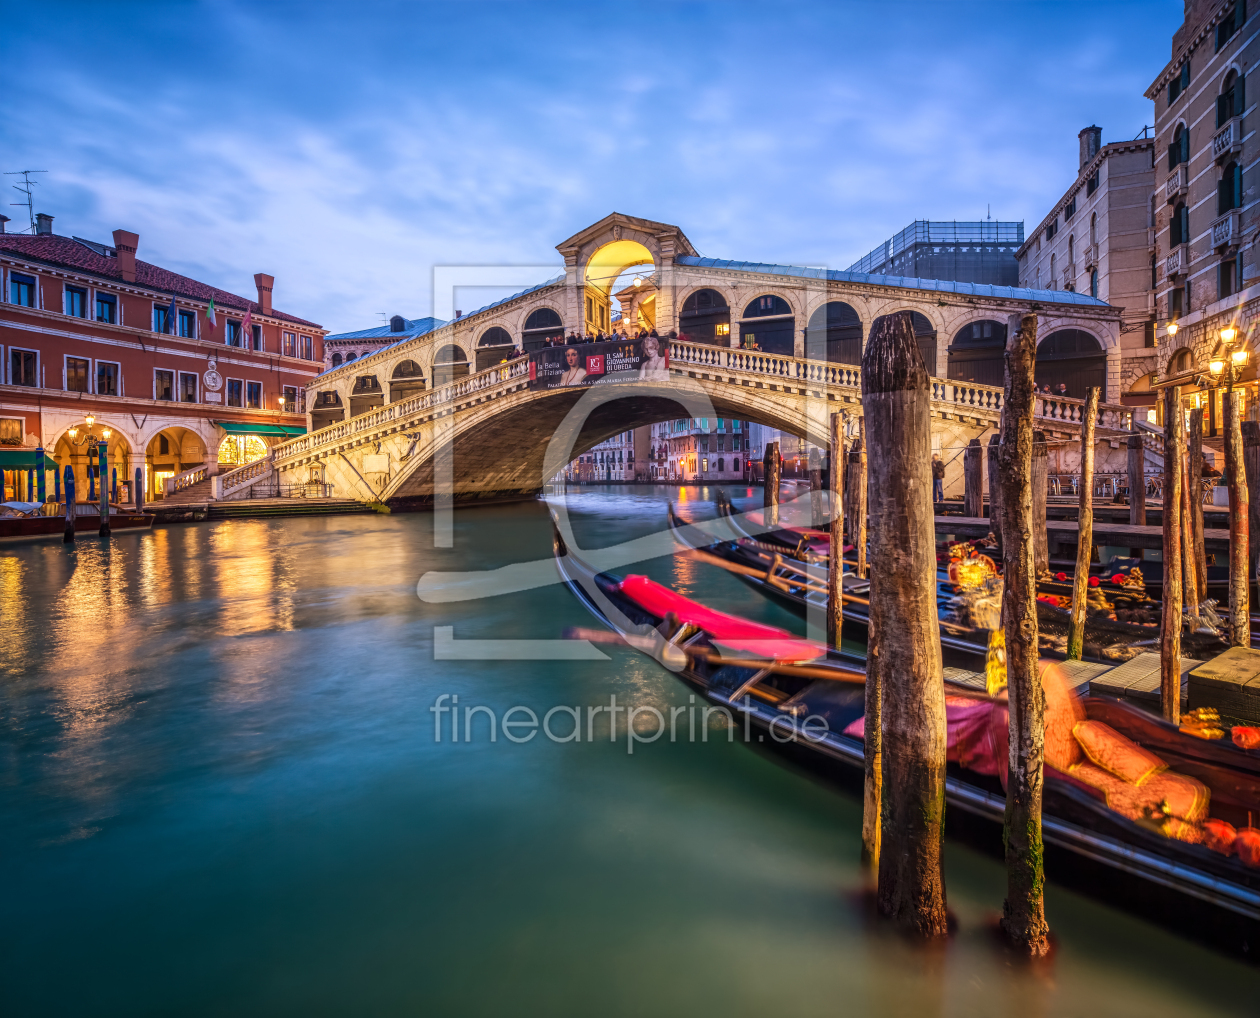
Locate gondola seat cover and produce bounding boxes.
[615,574,824,662]
[1073,721,1166,785]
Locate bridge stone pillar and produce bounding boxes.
[656,237,678,336]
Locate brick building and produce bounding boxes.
[0,214,325,502]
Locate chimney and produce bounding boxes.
[35,213,54,235]
[389,315,406,332]
[112,229,139,282]
[254,273,274,315]
[0,214,9,233]
[455,310,462,319]
[1078,125,1102,169]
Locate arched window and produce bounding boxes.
[947,319,1007,386]
[388,358,425,402]
[1218,70,1244,127]
[1218,161,1242,214]
[1170,347,1194,375]
[805,301,862,364]
[345,352,357,363]
[739,294,794,355]
[1090,269,1099,298]
[1168,123,1189,169]
[433,344,470,386]
[331,352,343,367]
[1171,202,1189,246]
[476,325,515,369]
[871,311,938,374]
[679,288,731,346]
[521,307,564,351]
[1035,329,1106,399]
[1068,234,1075,265]
[1049,253,1057,289]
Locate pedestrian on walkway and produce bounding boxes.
[932,452,945,503]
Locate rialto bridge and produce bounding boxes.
[254,213,1137,507]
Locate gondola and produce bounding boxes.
[0,501,153,542]
[693,493,1230,667]
[551,513,1260,953]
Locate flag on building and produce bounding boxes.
[241,308,253,347]
[165,295,177,335]
[205,299,217,330]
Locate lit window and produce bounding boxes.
[246,381,262,408]
[10,349,37,386]
[179,371,198,402]
[155,370,174,401]
[300,335,312,360]
[283,332,296,357]
[226,378,243,407]
[97,361,119,396]
[66,357,89,392]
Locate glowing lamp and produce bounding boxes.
[1232,347,1248,365]
[101,428,111,440]
[1167,322,1179,336]
[1220,326,1238,343]
[1210,358,1225,375]
[633,277,642,288]
[68,427,78,439]
[85,414,95,427]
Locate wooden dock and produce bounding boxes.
[934,515,1232,553]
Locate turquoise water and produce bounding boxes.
[0,485,1255,1016]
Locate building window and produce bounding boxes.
[1144,320,1156,348]
[10,272,35,307]
[178,308,197,338]
[66,356,89,392]
[331,352,343,367]
[97,361,119,396]
[1169,124,1189,168]
[300,335,312,360]
[179,371,198,402]
[251,324,263,351]
[246,381,262,409]
[155,369,174,401]
[1220,258,1236,299]
[1150,254,1157,290]
[226,378,243,407]
[64,286,87,318]
[1086,170,1100,196]
[1090,269,1099,298]
[283,331,296,357]
[1089,212,1097,248]
[1218,162,1242,214]
[159,435,170,455]
[1218,70,1244,126]
[95,291,116,323]
[1216,7,1237,51]
[1169,60,1190,104]
[1170,287,1183,317]
[1170,203,1188,246]
[10,349,37,386]
[153,304,171,333]
[0,419,21,445]
[1049,253,1057,288]
[1068,234,1075,265]
[225,319,242,347]
[1044,219,1057,242]
[1064,196,1076,219]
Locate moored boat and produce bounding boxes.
[0,501,154,542]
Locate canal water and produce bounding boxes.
[1,486,1255,1016]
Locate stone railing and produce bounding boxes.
[1165,164,1188,203]
[1212,211,1240,250]
[1166,246,1184,277]
[165,463,213,496]
[276,357,530,462]
[1213,118,1242,160]
[1034,393,1131,431]
[215,455,275,500]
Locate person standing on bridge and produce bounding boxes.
[932,453,945,503]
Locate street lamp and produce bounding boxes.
[1207,325,1249,394]
[1167,321,1179,337]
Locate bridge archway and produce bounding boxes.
[805,301,862,364]
[475,326,514,370]
[310,389,344,430]
[1036,329,1107,399]
[947,319,1008,386]
[678,288,730,346]
[432,344,471,387]
[349,373,385,417]
[521,308,564,351]
[390,359,426,402]
[584,239,655,335]
[739,294,795,354]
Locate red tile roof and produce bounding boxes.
[0,233,323,329]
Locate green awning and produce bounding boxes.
[0,449,58,470]
[215,422,307,437]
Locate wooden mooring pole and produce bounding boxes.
[862,312,947,937]
[963,438,983,518]
[1161,386,1184,723]
[1127,428,1146,557]
[987,433,1002,542]
[1224,390,1250,646]
[1189,409,1207,606]
[62,466,75,544]
[763,441,781,526]
[1244,421,1260,595]
[849,421,868,578]
[998,312,1050,956]
[1067,387,1100,660]
[135,466,144,514]
[809,447,824,527]
[828,413,844,651]
[1032,430,1048,576]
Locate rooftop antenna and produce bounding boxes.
[5,170,47,234]
[377,312,387,324]
[986,204,992,221]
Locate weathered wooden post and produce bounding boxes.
[998,312,1050,956]
[1032,430,1049,575]
[809,447,824,526]
[1224,390,1250,646]
[963,438,983,518]
[828,412,844,650]
[1067,387,1100,660]
[763,440,781,526]
[1188,409,1208,605]
[1244,421,1260,594]
[1127,429,1146,544]
[63,466,76,544]
[847,421,868,577]
[98,440,110,537]
[862,311,948,937]
[987,433,1002,541]
[1161,386,1184,723]
[135,466,144,514]
[35,447,46,503]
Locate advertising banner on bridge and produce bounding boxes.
[527,336,669,391]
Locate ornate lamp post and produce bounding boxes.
[66,415,112,535]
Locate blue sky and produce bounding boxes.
[3,1,1181,333]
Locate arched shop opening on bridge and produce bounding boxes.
[145,426,207,500]
[678,289,730,346]
[390,359,426,401]
[432,345,470,387]
[521,308,565,352]
[947,319,1009,387]
[310,389,344,430]
[587,239,655,335]
[475,327,514,371]
[739,295,794,354]
[350,374,385,416]
[805,301,862,364]
[1035,329,1106,400]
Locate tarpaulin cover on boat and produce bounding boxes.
[0,450,58,470]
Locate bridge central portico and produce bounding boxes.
[274,213,1128,505]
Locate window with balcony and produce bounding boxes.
[246,381,262,409]
[95,291,116,323]
[178,308,196,338]
[282,385,299,412]
[1217,70,1244,126]
[1169,60,1190,104]
[10,348,37,386]
[1219,162,1242,214]
[1170,202,1189,246]
[97,361,119,396]
[1168,124,1189,168]
[179,371,198,402]
[155,369,174,401]
[66,356,89,392]
[10,272,35,306]
[226,378,243,407]
[64,286,86,318]
[1216,7,1237,51]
